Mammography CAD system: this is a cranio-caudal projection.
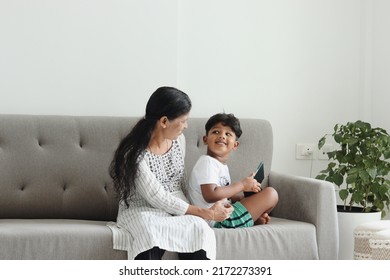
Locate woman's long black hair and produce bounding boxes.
[109,86,192,207]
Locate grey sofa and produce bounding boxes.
[0,114,338,260]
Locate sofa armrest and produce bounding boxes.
[269,171,339,260]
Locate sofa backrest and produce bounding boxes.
[0,115,273,221]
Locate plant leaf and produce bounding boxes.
[367,167,377,179]
[316,174,327,180]
[333,173,344,186]
[339,189,349,201]
[318,136,326,149]
[346,174,357,184]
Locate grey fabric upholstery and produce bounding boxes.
[0,114,338,259]
[214,218,318,259]
[269,172,339,260]
[0,219,127,260]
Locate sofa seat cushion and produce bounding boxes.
[214,217,319,259]
[0,219,127,260]
[0,218,318,260]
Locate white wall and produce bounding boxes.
[370,0,390,220]
[1,0,389,183]
[372,0,390,131]
[0,0,178,117]
[178,0,363,178]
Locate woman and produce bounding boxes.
[108,86,232,260]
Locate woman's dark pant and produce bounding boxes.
[135,246,209,260]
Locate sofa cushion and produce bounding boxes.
[0,219,127,260]
[0,218,317,260]
[214,217,319,260]
[0,115,133,221]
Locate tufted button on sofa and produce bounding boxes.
[0,114,338,259]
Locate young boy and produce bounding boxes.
[188,113,278,228]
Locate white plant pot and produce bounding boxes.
[337,206,381,260]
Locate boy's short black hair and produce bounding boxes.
[205,113,242,139]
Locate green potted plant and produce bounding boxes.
[316,120,390,218]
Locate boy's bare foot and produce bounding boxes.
[258,213,270,224]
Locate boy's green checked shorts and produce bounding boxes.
[213,201,254,228]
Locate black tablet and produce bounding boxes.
[244,161,264,197]
[254,161,264,183]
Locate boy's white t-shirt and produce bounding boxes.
[188,155,231,209]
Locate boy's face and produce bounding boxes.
[203,123,239,160]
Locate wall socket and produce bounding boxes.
[295,143,316,160]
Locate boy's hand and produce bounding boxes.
[241,172,261,193]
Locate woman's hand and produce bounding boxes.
[209,200,233,222]
[186,200,233,221]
